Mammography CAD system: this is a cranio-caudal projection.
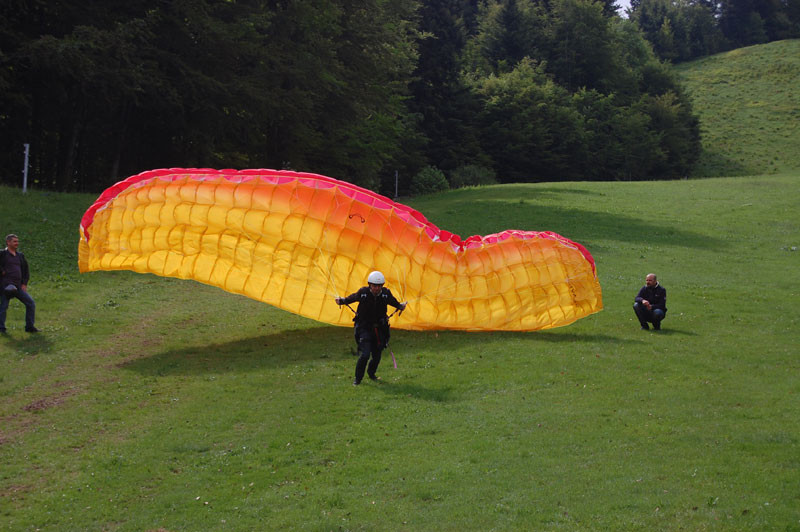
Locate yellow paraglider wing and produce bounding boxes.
[79,168,602,331]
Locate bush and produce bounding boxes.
[448,165,497,188]
[410,166,449,195]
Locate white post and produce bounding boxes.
[22,143,30,193]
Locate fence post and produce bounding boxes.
[22,143,30,193]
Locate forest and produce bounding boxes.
[1,0,798,194]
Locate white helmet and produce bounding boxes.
[367,271,385,285]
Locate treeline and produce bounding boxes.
[629,0,800,63]
[1,0,704,195]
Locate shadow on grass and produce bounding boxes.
[0,331,54,355]
[475,200,724,250]
[533,186,600,196]
[648,328,698,336]
[429,186,725,250]
[122,324,641,377]
[371,381,457,403]
[121,326,345,376]
[693,148,751,178]
[408,329,646,349]
[526,331,646,344]
[482,185,602,199]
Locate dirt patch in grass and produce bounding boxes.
[0,381,82,445]
[96,315,171,367]
[22,387,79,412]
[1,315,167,447]
[0,483,33,509]
[0,410,39,446]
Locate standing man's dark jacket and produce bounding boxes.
[340,286,403,329]
[0,249,30,288]
[635,283,667,311]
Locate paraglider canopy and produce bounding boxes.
[78,168,603,331]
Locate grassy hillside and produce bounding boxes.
[675,39,800,177]
[2,175,798,530]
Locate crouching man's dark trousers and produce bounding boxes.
[633,302,666,330]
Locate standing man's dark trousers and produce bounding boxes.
[633,302,666,330]
[0,290,36,332]
[354,327,383,383]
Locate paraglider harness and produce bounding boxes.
[342,303,403,368]
[342,303,402,349]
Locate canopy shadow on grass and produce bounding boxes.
[525,331,650,343]
[121,324,642,378]
[406,329,646,349]
[120,326,347,376]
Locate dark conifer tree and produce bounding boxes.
[408,0,486,174]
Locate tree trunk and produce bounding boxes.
[56,90,84,191]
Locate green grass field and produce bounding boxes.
[2,39,800,531]
[2,172,798,530]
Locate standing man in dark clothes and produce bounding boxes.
[335,271,407,385]
[633,273,667,331]
[0,234,38,333]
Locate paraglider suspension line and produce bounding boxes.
[373,325,397,369]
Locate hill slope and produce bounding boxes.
[675,39,800,177]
